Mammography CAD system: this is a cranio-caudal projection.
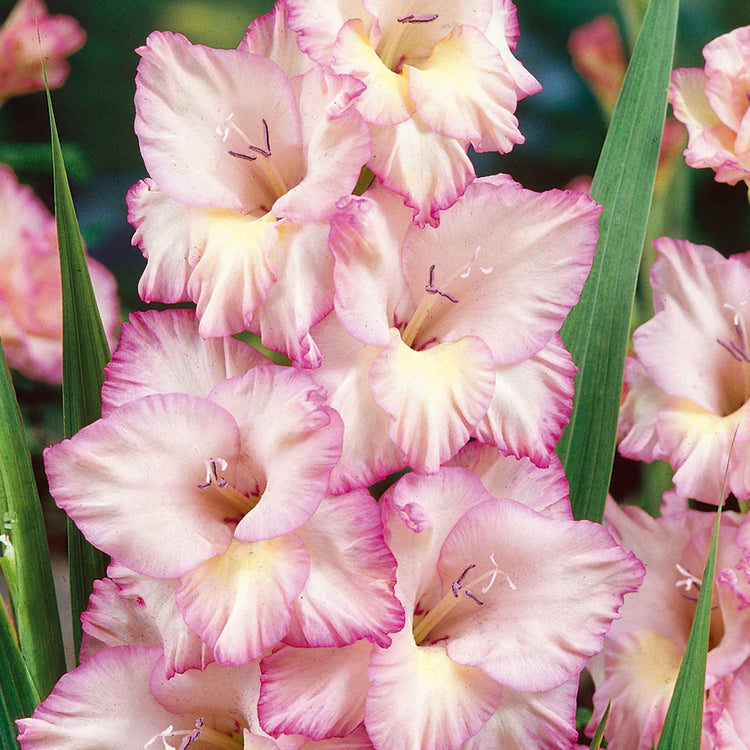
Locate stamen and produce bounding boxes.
[675,563,702,592]
[228,150,256,162]
[398,13,439,23]
[425,264,459,303]
[465,590,484,605]
[730,340,750,362]
[451,563,475,597]
[460,246,493,279]
[246,118,271,158]
[198,457,229,489]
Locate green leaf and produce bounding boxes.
[0,337,66,699]
[590,697,611,750]
[0,596,39,749]
[556,0,680,522]
[45,84,111,660]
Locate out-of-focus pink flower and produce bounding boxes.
[313,176,599,490]
[670,26,750,189]
[285,0,541,227]
[0,165,119,384]
[568,15,627,117]
[588,499,750,749]
[618,238,750,504]
[0,0,85,104]
[129,20,371,366]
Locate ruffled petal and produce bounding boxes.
[368,114,474,227]
[101,309,267,415]
[433,499,644,691]
[408,24,522,152]
[208,366,343,541]
[126,178,192,304]
[259,641,371,740]
[175,536,310,666]
[365,626,503,750]
[16,647,194,750]
[135,31,303,212]
[401,177,599,362]
[286,490,403,648]
[447,442,573,520]
[44,394,242,578]
[369,331,495,472]
[309,314,406,493]
[471,334,576,467]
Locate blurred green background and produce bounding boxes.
[1,0,750,521]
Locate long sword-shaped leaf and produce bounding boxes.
[556,0,679,521]
[0,595,39,749]
[656,432,736,749]
[45,86,111,660]
[0,337,65,699]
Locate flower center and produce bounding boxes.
[412,553,515,645]
[216,112,289,205]
[197,456,260,523]
[377,8,439,70]
[145,717,244,749]
[716,301,750,364]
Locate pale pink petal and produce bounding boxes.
[246,221,334,368]
[299,725,373,748]
[101,309,267,415]
[634,239,750,415]
[259,641,371,740]
[369,332,496,472]
[408,24,523,152]
[106,562,212,679]
[135,31,303,212]
[240,3,315,78]
[433,499,644,691]
[16,647,194,750]
[447,442,573,520]
[329,187,414,348]
[286,490,403,648]
[365,625,503,749]
[463,678,578,750]
[44,394,242,578]
[126,178,192,304]
[272,67,371,222]
[176,536,310,666]
[618,356,670,463]
[725,658,750,744]
[208,366,343,542]
[703,27,750,133]
[401,177,600,361]
[309,313,407,493]
[187,211,280,337]
[79,578,161,662]
[471,334,576,467]
[368,114,474,227]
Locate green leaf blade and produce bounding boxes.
[557,0,680,522]
[0,338,66,699]
[45,87,111,659]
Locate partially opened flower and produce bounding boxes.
[0,165,119,384]
[670,25,750,190]
[618,238,750,503]
[588,499,750,749]
[313,176,598,489]
[285,0,541,226]
[129,21,371,365]
[0,0,85,104]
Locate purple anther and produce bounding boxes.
[465,590,484,606]
[451,582,461,598]
[425,264,459,303]
[197,480,211,489]
[217,478,228,488]
[398,13,439,23]
[228,149,257,162]
[730,340,750,362]
[456,563,475,585]
[247,118,272,158]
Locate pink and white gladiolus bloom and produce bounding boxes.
[0,0,85,104]
[618,238,750,504]
[285,0,541,226]
[44,309,403,666]
[129,22,371,366]
[670,26,750,191]
[0,165,119,384]
[361,466,643,748]
[587,499,750,750]
[313,176,599,490]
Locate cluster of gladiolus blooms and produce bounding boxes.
[11,2,750,749]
